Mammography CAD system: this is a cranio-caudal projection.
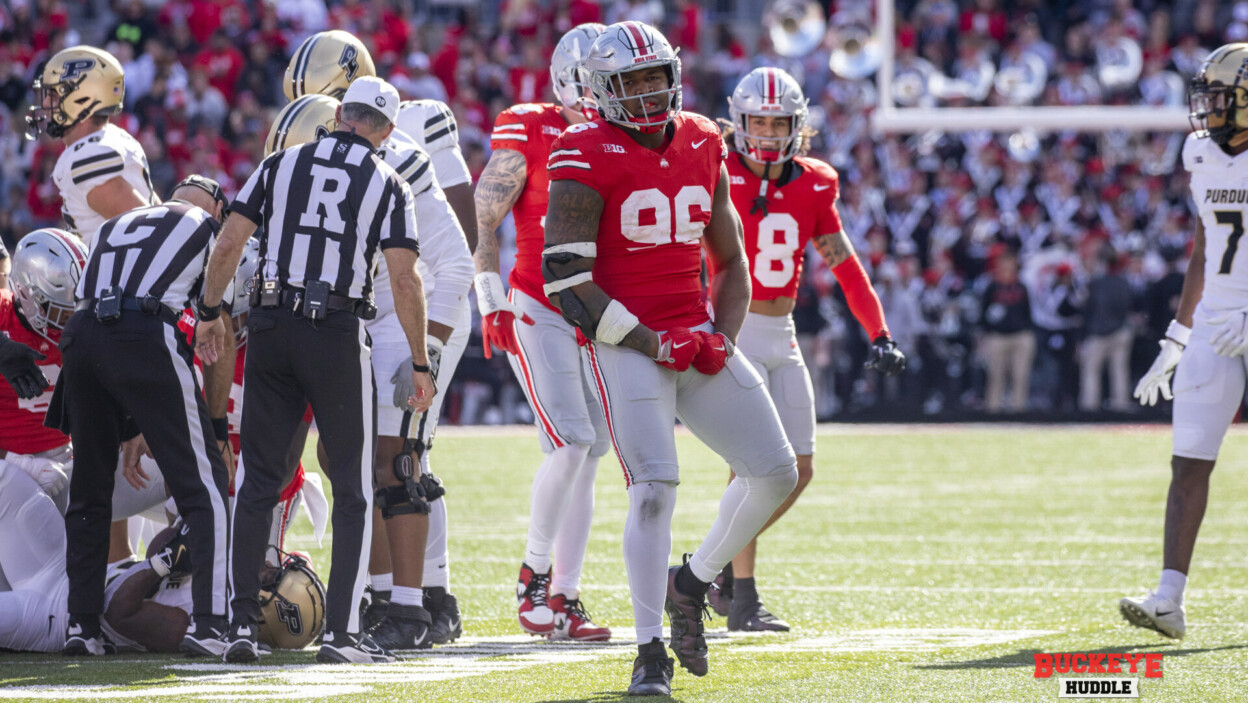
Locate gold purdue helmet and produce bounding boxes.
[284,30,376,101]
[265,94,339,156]
[258,553,326,650]
[1190,43,1248,151]
[28,46,125,139]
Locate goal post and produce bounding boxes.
[869,1,1191,134]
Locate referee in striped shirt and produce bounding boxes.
[50,177,233,657]
[194,77,435,664]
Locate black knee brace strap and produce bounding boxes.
[375,484,429,518]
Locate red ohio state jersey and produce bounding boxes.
[0,289,69,454]
[725,155,842,301]
[547,113,726,331]
[489,103,570,310]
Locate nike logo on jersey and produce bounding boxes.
[692,139,707,149]
[813,184,831,191]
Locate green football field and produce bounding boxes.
[4,425,1248,702]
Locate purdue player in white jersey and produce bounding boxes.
[28,46,158,247]
[266,91,473,649]
[283,31,476,644]
[1122,43,1248,640]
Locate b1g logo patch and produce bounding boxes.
[61,59,96,80]
[338,46,360,81]
[276,601,304,635]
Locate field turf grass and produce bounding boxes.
[3,425,1248,702]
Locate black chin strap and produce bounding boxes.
[750,156,773,216]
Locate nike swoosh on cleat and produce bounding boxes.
[1155,610,1175,616]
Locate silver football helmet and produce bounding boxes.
[231,237,260,345]
[551,23,606,117]
[8,229,87,341]
[729,67,809,163]
[584,21,682,134]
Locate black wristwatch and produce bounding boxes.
[412,362,430,373]
[196,296,222,321]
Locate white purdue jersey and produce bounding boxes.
[1186,131,1248,318]
[396,99,472,189]
[101,561,193,652]
[52,124,157,248]
[369,127,473,327]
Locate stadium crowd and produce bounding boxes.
[0,0,1234,419]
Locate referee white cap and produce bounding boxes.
[343,77,400,125]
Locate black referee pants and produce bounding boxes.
[58,311,230,618]
[231,307,376,634]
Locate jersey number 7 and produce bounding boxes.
[1216,210,1245,275]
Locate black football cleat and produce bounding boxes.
[368,603,433,651]
[628,637,674,696]
[707,564,733,617]
[664,565,710,677]
[223,621,260,663]
[728,600,791,632]
[424,587,463,645]
[180,615,229,657]
[316,630,395,664]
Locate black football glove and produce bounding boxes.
[147,520,193,577]
[0,337,49,399]
[865,335,907,377]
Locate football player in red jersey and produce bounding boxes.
[707,67,906,632]
[542,22,799,695]
[474,23,612,643]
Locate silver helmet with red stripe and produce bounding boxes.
[583,21,682,134]
[551,23,606,118]
[729,67,809,162]
[8,228,87,341]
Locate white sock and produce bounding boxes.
[625,481,676,643]
[423,494,450,590]
[688,469,798,583]
[392,585,423,606]
[524,444,591,574]
[370,572,393,592]
[1157,569,1187,605]
[552,455,599,597]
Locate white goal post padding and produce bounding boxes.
[869,1,1190,134]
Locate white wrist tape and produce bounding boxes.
[596,299,640,345]
[474,272,509,317]
[1165,319,1192,347]
[543,271,593,296]
[544,242,597,257]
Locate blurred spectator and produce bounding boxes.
[185,67,227,132]
[193,28,245,103]
[106,0,155,56]
[394,52,448,103]
[979,250,1034,412]
[1032,260,1083,412]
[25,148,62,230]
[1079,245,1135,412]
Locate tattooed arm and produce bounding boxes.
[543,179,660,358]
[473,149,528,274]
[701,162,750,344]
[812,226,856,269]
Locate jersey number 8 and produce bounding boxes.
[752,213,801,289]
[620,186,712,246]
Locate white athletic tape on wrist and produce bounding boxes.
[544,242,597,257]
[596,299,640,345]
[542,271,593,296]
[474,272,509,317]
[1165,319,1191,347]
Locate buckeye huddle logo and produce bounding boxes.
[1034,652,1163,699]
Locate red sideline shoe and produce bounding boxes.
[549,594,611,642]
[517,563,555,636]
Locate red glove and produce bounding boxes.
[481,311,534,358]
[692,331,733,375]
[654,327,703,372]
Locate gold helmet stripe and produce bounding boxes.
[292,33,325,98]
[270,96,319,155]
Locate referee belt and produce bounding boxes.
[264,286,376,319]
[75,296,180,324]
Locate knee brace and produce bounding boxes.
[375,441,447,519]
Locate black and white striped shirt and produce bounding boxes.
[230,131,419,301]
[76,200,219,308]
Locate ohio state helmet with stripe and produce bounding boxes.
[729,67,809,163]
[551,23,606,117]
[8,229,88,341]
[283,30,376,101]
[583,21,682,134]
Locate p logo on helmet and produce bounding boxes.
[61,59,96,80]
[338,45,359,82]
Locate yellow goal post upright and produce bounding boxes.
[869,1,1191,135]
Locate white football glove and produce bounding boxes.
[4,454,69,497]
[1210,310,1248,357]
[1133,320,1190,407]
[392,337,443,409]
